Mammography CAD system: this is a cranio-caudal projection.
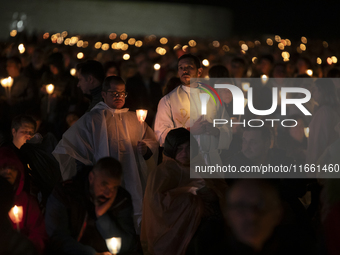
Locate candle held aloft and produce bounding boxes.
[46,84,55,95]
[9,205,23,232]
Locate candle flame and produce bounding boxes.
[105,237,122,254]
[46,84,55,95]
[136,109,148,123]
[9,205,23,223]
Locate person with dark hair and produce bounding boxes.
[296,57,312,76]
[0,176,38,255]
[45,157,138,255]
[154,54,232,166]
[125,59,163,126]
[40,52,79,139]
[257,54,274,77]
[208,64,229,78]
[230,57,246,78]
[141,128,226,255]
[103,61,119,77]
[53,76,159,233]
[0,148,48,254]
[162,76,181,96]
[77,60,105,112]
[6,56,36,116]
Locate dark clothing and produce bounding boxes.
[125,73,162,126]
[87,85,102,112]
[45,169,138,255]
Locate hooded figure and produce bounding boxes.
[0,147,48,254]
[141,128,226,255]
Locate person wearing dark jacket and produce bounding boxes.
[45,157,138,255]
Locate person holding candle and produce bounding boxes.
[45,157,138,255]
[0,147,48,254]
[154,54,232,166]
[53,75,159,233]
[0,176,38,255]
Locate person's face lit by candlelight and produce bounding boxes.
[178,58,202,86]
[102,82,126,109]
[12,122,35,149]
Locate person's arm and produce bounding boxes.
[154,96,175,147]
[45,194,97,255]
[96,195,138,253]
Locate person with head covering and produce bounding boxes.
[0,147,48,254]
[141,128,227,255]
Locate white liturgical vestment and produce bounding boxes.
[154,84,232,166]
[53,102,159,231]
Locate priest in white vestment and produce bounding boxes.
[154,54,232,166]
[53,76,159,232]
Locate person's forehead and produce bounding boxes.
[19,123,35,130]
[95,173,120,185]
[229,182,265,203]
[178,58,196,66]
[109,83,125,91]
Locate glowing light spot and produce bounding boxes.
[254,40,261,46]
[120,33,128,40]
[43,32,49,39]
[121,44,129,51]
[70,36,78,45]
[101,43,110,51]
[111,43,118,49]
[95,42,102,49]
[128,38,136,45]
[18,44,25,54]
[61,31,68,37]
[82,41,89,48]
[189,40,197,47]
[275,35,281,42]
[77,52,84,59]
[285,39,291,46]
[301,36,307,44]
[109,33,117,40]
[173,44,181,50]
[160,37,168,44]
[64,38,70,45]
[70,68,76,76]
[77,40,84,47]
[10,30,17,37]
[281,51,290,59]
[57,37,64,44]
[300,44,306,51]
[212,41,220,47]
[323,41,328,48]
[202,59,209,67]
[332,56,338,64]
[123,54,130,60]
[222,45,229,52]
[317,57,322,65]
[117,42,124,49]
[135,40,143,47]
[182,45,189,52]
[327,57,333,65]
[306,69,313,76]
[241,44,248,51]
[154,63,161,70]
[278,43,284,50]
[266,38,273,46]
[252,57,257,64]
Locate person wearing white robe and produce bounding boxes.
[154,54,232,167]
[53,76,159,233]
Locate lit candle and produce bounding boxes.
[136,109,148,140]
[70,68,77,76]
[9,205,23,232]
[7,76,13,99]
[46,84,55,114]
[304,127,309,138]
[153,63,160,83]
[105,237,121,255]
[241,82,250,92]
[261,74,268,85]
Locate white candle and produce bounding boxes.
[105,237,121,255]
[46,84,55,114]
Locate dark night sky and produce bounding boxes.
[123,0,339,40]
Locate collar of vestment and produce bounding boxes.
[91,101,129,115]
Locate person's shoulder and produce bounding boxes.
[159,85,183,104]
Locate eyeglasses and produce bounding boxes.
[105,91,128,98]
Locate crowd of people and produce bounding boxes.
[1,31,340,255]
